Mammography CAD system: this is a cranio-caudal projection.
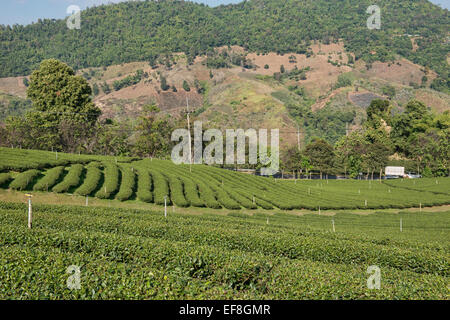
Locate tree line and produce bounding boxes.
[0,59,448,178]
[281,100,449,178]
[0,0,448,93]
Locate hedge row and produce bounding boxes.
[193,171,240,210]
[9,170,41,191]
[95,162,120,199]
[115,166,135,201]
[52,164,84,193]
[0,173,12,187]
[223,186,257,209]
[33,166,65,192]
[203,170,273,210]
[150,170,170,205]
[152,163,213,208]
[181,177,205,208]
[75,165,102,196]
[136,169,153,203]
[167,175,190,207]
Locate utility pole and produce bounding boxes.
[297,124,301,151]
[186,96,192,173]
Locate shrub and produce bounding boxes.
[33,166,65,191]
[223,186,257,209]
[197,181,221,209]
[115,166,135,201]
[75,165,102,196]
[95,162,120,199]
[151,170,170,205]
[181,177,205,208]
[0,173,12,187]
[52,164,84,193]
[212,186,241,210]
[168,175,190,207]
[10,170,41,191]
[136,169,153,203]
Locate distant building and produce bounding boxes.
[385,166,405,177]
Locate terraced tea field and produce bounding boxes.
[1,148,449,211]
[0,148,449,299]
[0,202,448,299]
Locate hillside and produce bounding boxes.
[0,0,448,88]
[0,0,448,148]
[1,42,448,146]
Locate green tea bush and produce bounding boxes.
[33,166,65,191]
[167,175,190,207]
[223,186,257,209]
[181,177,205,208]
[197,181,221,209]
[75,165,102,196]
[95,162,120,199]
[115,166,135,201]
[2,150,449,211]
[213,186,241,210]
[0,173,12,187]
[136,169,153,203]
[151,170,170,205]
[9,169,41,191]
[52,164,84,193]
[0,202,448,299]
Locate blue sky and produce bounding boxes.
[1,0,448,26]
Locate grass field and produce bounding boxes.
[0,147,449,299]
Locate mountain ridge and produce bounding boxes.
[0,0,448,93]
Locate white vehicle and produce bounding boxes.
[406,172,422,179]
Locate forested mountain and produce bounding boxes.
[0,0,448,91]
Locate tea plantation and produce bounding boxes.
[0,147,449,299]
[1,148,449,211]
[0,201,448,299]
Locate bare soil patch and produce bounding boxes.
[0,77,27,98]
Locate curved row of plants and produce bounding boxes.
[95,162,120,199]
[115,166,136,202]
[52,164,84,194]
[33,166,65,192]
[1,156,449,211]
[75,163,102,197]
[135,168,153,203]
[9,169,41,191]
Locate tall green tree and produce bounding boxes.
[7,59,101,152]
[134,105,174,158]
[303,138,335,179]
